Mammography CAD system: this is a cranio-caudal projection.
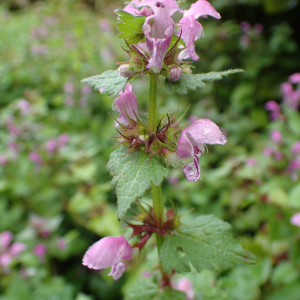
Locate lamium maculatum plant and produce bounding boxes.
[81,0,257,298]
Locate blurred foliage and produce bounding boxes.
[0,0,300,299]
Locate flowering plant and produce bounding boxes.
[81,0,256,298]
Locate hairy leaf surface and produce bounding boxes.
[116,10,146,44]
[107,147,169,220]
[81,70,128,98]
[164,69,244,94]
[160,215,256,273]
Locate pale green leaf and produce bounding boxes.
[107,147,170,220]
[160,215,256,273]
[164,69,244,95]
[81,70,128,98]
[116,10,146,44]
[125,278,186,300]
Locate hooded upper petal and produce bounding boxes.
[177,119,227,181]
[112,84,139,126]
[177,118,227,159]
[138,0,182,16]
[178,15,203,61]
[143,6,174,72]
[179,0,220,61]
[124,0,141,14]
[184,0,221,19]
[82,236,132,270]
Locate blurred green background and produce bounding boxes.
[0,0,300,299]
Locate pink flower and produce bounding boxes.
[58,133,69,148]
[291,213,300,227]
[138,0,182,16]
[178,0,220,61]
[292,141,300,155]
[34,244,47,259]
[124,0,141,14]
[274,152,283,160]
[0,231,13,250]
[176,119,227,181]
[246,157,256,166]
[45,139,57,155]
[112,84,139,126]
[263,147,273,157]
[176,278,194,300]
[81,85,92,95]
[0,231,26,268]
[142,4,175,72]
[254,23,263,34]
[240,21,251,33]
[7,124,20,137]
[82,236,132,280]
[0,154,8,166]
[289,73,300,84]
[57,238,66,250]
[30,44,48,56]
[270,130,282,143]
[29,152,42,164]
[280,82,300,110]
[287,159,300,173]
[63,82,75,94]
[265,100,281,121]
[17,99,31,116]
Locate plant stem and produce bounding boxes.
[148,73,158,132]
[148,73,165,274]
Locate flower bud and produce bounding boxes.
[119,64,134,78]
[167,66,182,82]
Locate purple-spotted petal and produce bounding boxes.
[138,0,182,16]
[143,7,174,72]
[183,154,201,181]
[82,236,132,270]
[108,262,127,280]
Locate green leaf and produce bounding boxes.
[125,278,186,300]
[116,10,146,44]
[107,147,170,220]
[81,70,128,98]
[160,215,257,273]
[164,69,244,95]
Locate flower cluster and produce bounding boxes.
[118,0,220,79]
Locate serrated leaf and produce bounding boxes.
[164,69,244,95]
[125,277,186,300]
[107,147,170,220]
[81,70,128,98]
[116,10,146,44]
[160,215,256,273]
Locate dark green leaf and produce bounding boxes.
[116,10,146,44]
[160,215,257,273]
[164,69,244,94]
[107,147,170,220]
[81,70,128,98]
